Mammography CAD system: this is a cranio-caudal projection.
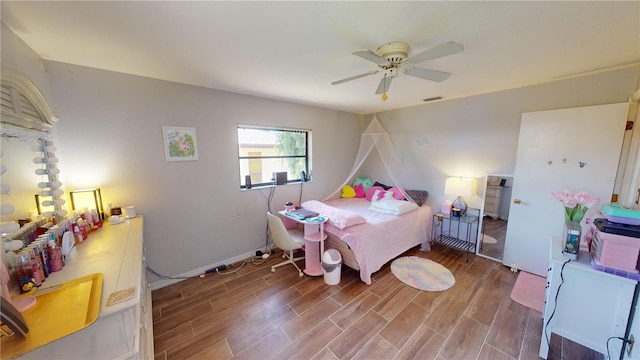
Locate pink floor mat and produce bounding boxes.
[510,271,546,313]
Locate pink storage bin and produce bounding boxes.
[589,225,640,273]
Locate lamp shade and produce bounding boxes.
[444,177,476,197]
[70,188,104,220]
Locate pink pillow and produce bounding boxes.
[365,186,384,201]
[354,183,365,198]
[388,187,405,200]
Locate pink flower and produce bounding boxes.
[562,197,579,208]
[551,190,599,209]
[552,190,571,202]
[552,190,600,222]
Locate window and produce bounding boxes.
[237,125,310,189]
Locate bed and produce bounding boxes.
[301,196,433,284]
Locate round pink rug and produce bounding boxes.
[391,256,455,291]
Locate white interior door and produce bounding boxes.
[503,103,628,276]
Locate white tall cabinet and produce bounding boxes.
[10,217,153,359]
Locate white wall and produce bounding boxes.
[4,21,638,288]
[1,22,53,107]
[44,61,360,285]
[365,66,639,213]
[2,24,361,285]
[1,22,56,221]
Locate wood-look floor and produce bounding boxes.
[152,244,602,360]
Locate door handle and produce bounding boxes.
[513,198,522,204]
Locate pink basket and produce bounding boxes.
[589,228,640,273]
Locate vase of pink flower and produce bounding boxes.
[552,190,600,260]
[552,190,600,223]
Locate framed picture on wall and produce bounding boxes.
[162,126,199,161]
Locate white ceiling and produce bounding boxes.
[2,1,639,115]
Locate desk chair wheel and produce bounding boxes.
[298,271,304,277]
[271,267,276,273]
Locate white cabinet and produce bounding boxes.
[540,236,638,359]
[10,217,153,360]
[484,186,502,219]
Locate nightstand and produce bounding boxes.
[432,208,480,261]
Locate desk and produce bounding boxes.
[540,236,638,359]
[279,211,328,276]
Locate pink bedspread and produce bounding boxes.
[302,198,433,284]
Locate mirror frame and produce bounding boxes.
[1,70,58,133]
[476,173,514,261]
[1,70,63,223]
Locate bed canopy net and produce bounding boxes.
[324,116,419,201]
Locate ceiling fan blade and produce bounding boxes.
[406,41,464,64]
[375,76,393,94]
[331,70,379,85]
[353,50,388,65]
[404,67,451,82]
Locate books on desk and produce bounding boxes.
[285,208,319,220]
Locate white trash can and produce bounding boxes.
[322,249,342,285]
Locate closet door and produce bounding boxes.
[503,103,628,276]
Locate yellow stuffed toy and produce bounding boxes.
[341,185,356,198]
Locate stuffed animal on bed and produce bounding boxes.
[341,185,356,198]
[352,177,374,191]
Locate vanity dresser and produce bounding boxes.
[2,217,153,359]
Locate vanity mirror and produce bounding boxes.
[0,71,62,227]
[477,174,513,261]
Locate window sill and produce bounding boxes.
[241,181,310,191]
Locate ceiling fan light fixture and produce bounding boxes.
[375,41,410,64]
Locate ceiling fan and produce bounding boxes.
[331,41,464,100]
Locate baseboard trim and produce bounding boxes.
[148,246,275,291]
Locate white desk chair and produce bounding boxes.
[267,212,305,277]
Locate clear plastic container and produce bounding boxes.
[14,252,36,293]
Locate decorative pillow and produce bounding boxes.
[354,183,365,198]
[341,185,356,198]
[369,190,419,216]
[365,186,385,201]
[353,177,374,191]
[373,189,393,202]
[373,181,392,190]
[388,187,405,200]
[405,189,429,207]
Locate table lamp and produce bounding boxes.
[444,177,476,215]
[70,188,104,220]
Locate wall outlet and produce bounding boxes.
[510,264,518,273]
